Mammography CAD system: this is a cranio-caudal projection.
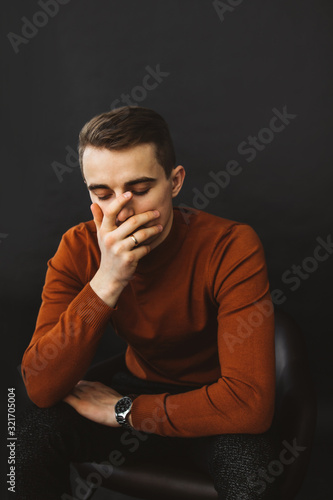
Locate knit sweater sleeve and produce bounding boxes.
[130,224,275,437]
[21,225,114,407]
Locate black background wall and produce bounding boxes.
[1,1,332,498]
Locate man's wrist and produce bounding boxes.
[125,394,137,429]
[90,275,124,308]
[114,394,137,429]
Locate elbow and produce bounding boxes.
[244,392,275,434]
[248,408,274,434]
[21,362,61,408]
[24,379,60,408]
[27,390,59,409]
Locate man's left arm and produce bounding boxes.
[64,224,275,437]
[127,225,276,437]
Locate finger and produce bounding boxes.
[101,192,133,232]
[72,385,85,394]
[131,243,153,261]
[75,381,103,393]
[115,210,160,240]
[90,203,103,231]
[77,379,94,385]
[77,380,107,388]
[126,224,163,250]
[63,394,81,406]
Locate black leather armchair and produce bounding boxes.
[74,309,317,500]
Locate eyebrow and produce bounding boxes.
[87,177,157,191]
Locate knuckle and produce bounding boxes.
[113,242,123,255]
[104,233,116,246]
[139,228,149,239]
[125,253,135,265]
[142,212,151,223]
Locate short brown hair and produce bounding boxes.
[78,106,176,178]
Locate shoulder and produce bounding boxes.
[46,220,99,284]
[51,220,98,267]
[174,206,261,251]
[59,220,97,251]
[62,220,96,240]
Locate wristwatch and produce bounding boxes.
[115,394,138,429]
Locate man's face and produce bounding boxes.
[82,143,184,250]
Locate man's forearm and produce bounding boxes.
[22,283,113,407]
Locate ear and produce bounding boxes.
[170,165,186,198]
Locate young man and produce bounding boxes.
[17,106,279,499]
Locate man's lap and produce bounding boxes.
[16,359,280,499]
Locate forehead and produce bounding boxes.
[82,144,164,185]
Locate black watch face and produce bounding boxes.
[117,397,132,412]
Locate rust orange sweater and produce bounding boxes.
[22,207,275,438]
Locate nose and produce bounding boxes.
[116,203,135,225]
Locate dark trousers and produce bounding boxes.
[16,354,281,500]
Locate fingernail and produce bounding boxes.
[124,192,132,198]
[154,210,160,216]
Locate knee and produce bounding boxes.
[16,401,83,456]
[18,401,79,432]
[208,433,280,499]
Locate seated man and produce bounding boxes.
[17,106,279,499]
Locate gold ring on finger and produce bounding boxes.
[130,234,139,246]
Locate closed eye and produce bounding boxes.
[97,194,112,201]
[96,188,150,201]
[132,189,150,196]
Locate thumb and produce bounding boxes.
[90,203,103,230]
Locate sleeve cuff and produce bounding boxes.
[130,392,176,436]
[70,283,116,329]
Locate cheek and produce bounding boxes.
[135,191,169,224]
[89,192,101,207]
[89,195,104,213]
[153,191,173,225]
[136,191,161,210]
